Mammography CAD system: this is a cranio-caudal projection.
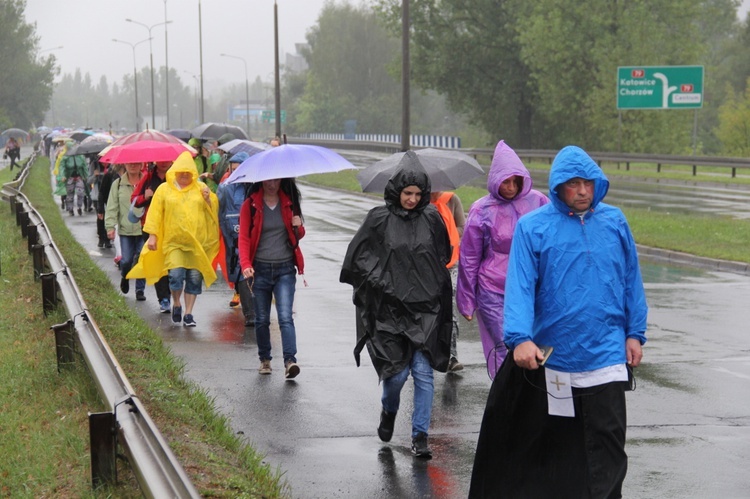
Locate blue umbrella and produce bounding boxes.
[227,144,355,183]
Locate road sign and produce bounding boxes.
[617,66,703,110]
[261,110,286,124]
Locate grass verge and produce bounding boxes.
[0,157,287,497]
[303,164,750,265]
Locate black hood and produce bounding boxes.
[383,151,432,217]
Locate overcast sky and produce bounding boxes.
[24,0,329,88]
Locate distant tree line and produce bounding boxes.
[9,0,750,155]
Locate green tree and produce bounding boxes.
[0,0,57,130]
[376,0,542,148]
[293,3,402,134]
[717,81,750,155]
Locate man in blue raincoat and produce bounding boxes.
[469,145,648,498]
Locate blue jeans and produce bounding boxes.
[168,268,203,295]
[381,350,434,437]
[252,260,297,363]
[120,234,145,292]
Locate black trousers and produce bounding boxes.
[470,355,628,499]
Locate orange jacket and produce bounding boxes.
[432,192,460,268]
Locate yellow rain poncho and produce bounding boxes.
[127,151,220,287]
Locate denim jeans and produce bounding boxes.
[168,268,203,295]
[252,260,297,363]
[381,350,434,437]
[119,234,145,292]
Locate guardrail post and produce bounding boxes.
[692,165,697,176]
[40,272,58,315]
[51,320,76,369]
[19,211,30,238]
[89,411,117,487]
[657,163,662,173]
[32,244,45,281]
[9,194,16,214]
[27,224,38,254]
[15,201,24,226]
[732,167,736,178]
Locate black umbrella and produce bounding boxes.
[68,140,109,155]
[165,128,192,141]
[69,131,94,142]
[357,148,485,193]
[190,122,249,141]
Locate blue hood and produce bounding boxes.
[548,146,609,214]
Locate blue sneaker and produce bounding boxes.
[183,314,196,327]
[172,305,182,324]
[159,298,171,313]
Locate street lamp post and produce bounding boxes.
[273,1,282,139]
[113,37,151,132]
[164,0,170,129]
[184,71,199,126]
[39,45,64,54]
[220,53,250,137]
[126,18,172,130]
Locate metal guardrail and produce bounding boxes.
[291,138,750,178]
[1,153,200,498]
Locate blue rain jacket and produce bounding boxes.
[503,146,648,373]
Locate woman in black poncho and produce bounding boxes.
[340,152,453,458]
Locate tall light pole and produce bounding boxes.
[39,45,64,54]
[126,18,172,130]
[273,1,282,139]
[220,53,250,137]
[401,0,410,152]
[113,37,151,131]
[164,0,171,129]
[198,0,205,123]
[184,71,199,126]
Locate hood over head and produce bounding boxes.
[384,151,431,217]
[188,137,202,148]
[229,151,249,164]
[548,146,609,213]
[488,140,533,201]
[166,151,199,186]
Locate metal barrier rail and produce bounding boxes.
[291,138,750,178]
[1,153,200,498]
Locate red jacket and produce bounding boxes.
[238,188,305,274]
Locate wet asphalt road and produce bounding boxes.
[49,153,750,498]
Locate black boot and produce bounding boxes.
[377,409,397,442]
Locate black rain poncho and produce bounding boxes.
[340,153,453,380]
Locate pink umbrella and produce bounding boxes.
[99,140,195,164]
[99,130,197,156]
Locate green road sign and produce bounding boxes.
[261,110,286,124]
[617,66,703,110]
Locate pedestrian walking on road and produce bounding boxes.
[217,151,255,326]
[456,140,549,379]
[131,160,174,313]
[469,145,648,498]
[4,137,21,170]
[340,153,453,459]
[60,142,88,216]
[429,190,466,373]
[105,162,146,300]
[239,177,305,379]
[127,152,220,328]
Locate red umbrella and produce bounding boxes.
[99,140,195,164]
[99,130,197,156]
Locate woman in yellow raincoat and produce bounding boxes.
[127,151,219,327]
